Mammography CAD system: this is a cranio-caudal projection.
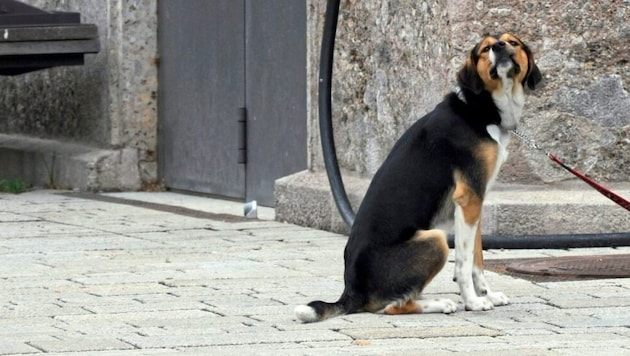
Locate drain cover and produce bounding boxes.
[505,254,630,278]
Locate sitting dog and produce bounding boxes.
[296,33,542,322]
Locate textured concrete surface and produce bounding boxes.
[275,170,630,236]
[0,133,141,191]
[1,190,629,355]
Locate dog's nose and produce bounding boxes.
[493,41,506,51]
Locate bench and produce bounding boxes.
[0,0,99,75]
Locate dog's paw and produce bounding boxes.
[441,299,458,314]
[418,298,459,314]
[464,296,494,311]
[487,291,509,306]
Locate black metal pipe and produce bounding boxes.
[448,233,630,250]
[319,0,355,227]
[319,0,630,248]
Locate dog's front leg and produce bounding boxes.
[472,224,509,306]
[453,177,493,311]
[454,207,493,311]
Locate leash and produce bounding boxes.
[510,129,630,212]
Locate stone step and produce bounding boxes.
[0,133,140,191]
[275,170,630,237]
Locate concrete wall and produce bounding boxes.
[277,0,630,233]
[0,0,158,190]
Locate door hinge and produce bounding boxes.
[237,107,247,164]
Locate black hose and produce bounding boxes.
[319,0,356,227]
[318,0,630,248]
[447,233,630,250]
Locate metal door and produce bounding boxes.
[159,0,245,199]
[158,1,306,206]
[245,1,307,205]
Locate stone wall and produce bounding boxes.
[308,0,630,183]
[0,0,158,188]
[0,0,109,145]
[309,0,454,176]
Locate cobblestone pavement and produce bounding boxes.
[1,190,629,355]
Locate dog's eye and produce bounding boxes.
[481,46,491,53]
[508,40,519,47]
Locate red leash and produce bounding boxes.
[511,130,630,213]
[546,153,630,212]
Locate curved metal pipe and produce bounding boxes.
[319,0,355,226]
[448,233,630,250]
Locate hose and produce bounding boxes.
[319,0,629,248]
[447,233,630,250]
[319,0,355,226]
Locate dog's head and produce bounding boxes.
[457,33,542,95]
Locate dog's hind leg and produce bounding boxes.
[472,224,509,306]
[383,229,457,315]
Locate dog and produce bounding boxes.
[295,33,542,322]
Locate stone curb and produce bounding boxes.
[275,170,630,236]
[0,133,141,191]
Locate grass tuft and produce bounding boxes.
[0,179,27,194]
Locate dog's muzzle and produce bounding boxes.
[490,41,521,79]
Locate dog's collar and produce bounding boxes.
[454,86,466,104]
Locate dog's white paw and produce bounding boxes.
[441,299,458,314]
[464,296,494,311]
[487,291,509,306]
[418,298,459,314]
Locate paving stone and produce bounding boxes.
[549,347,629,356]
[54,320,141,338]
[351,336,507,353]
[62,282,173,297]
[43,350,174,356]
[465,348,563,356]
[2,190,630,355]
[546,295,630,308]
[121,329,350,348]
[339,325,502,339]
[27,336,136,353]
[298,339,458,355]
[387,314,477,328]
[553,326,630,336]
[494,332,630,350]
[174,344,313,356]
[0,339,42,355]
[0,211,41,222]
[0,318,64,337]
[0,221,94,238]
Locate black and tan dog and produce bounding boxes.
[295,33,542,322]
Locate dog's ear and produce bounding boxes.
[457,55,484,95]
[522,42,543,90]
[525,63,543,90]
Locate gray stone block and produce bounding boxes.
[0,133,141,191]
[275,170,630,235]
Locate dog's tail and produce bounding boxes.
[294,293,360,323]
